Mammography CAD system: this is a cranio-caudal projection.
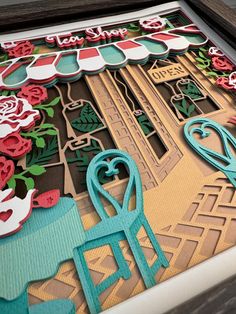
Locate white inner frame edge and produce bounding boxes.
[1,1,236,313]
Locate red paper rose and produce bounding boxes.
[17,85,48,106]
[211,56,234,72]
[7,41,35,58]
[0,132,32,159]
[216,77,234,90]
[0,95,40,138]
[0,156,15,190]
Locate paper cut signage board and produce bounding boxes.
[0,2,236,314]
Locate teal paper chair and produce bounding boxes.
[73,149,169,314]
[184,117,236,188]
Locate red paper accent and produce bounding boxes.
[151,33,177,41]
[0,209,13,222]
[0,156,15,190]
[17,84,48,106]
[33,189,60,208]
[0,132,32,159]
[33,56,57,67]
[183,25,199,31]
[139,16,166,32]
[216,77,234,90]
[211,56,234,72]
[79,48,99,59]
[0,96,41,138]
[117,41,141,49]
[46,33,84,49]
[228,116,236,125]
[6,41,35,58]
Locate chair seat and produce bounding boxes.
[86,209,140,242]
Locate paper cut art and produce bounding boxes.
[0,188,36,237]
[18,84,48,106]
[184,118,236,188]
[1,4,236,314]
[0,24,207,89]
[0,156,14,189]
[0,131,32,159]
[73,149,169,314]
[0,95,40,139]
[0,197,85,314]
[139,16,166,32]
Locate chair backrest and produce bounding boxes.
[184,117,236,183]
[86,149,143,220]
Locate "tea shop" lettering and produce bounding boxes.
[85,27,128,45]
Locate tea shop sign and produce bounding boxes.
[45,27,128,49]
[148,64,188,84]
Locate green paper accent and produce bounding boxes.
[55,53,80,74]
[21,124,57,149]
[136,113,154,136]
[73,149,169,314]
[34,97,61,118]
[66,139,111,185]
[26,135,58,167]
[3,63,28,86]
[99,46,125,64]
[127,23,140,33]
[173,97,195,118]
[173,32,206,44]
[71,102,104,133]
[0,197,85,300]
[136,38,166,54]
[179,81,204,100]
[27,165,46,176]
[7,166,46,191]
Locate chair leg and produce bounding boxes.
[73,246,101,314]
[125,226,156,289]
[141,216,169,269]
[111,239,131,280]
[126,215,169,289]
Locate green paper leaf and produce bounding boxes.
[207,72,218,77]
[24,177,35,190]
[47,96,61,106]
[137,114,154,136]
[197,64,208,69]
[188,104,195,116]
[45,129,57,135]
[45,107,54,117]
[71,103,103,133]
[33,47,40,54]
[181,98,187,110]
[195,57,205,64]
[198,51,207,59]
[26,136,58,166]
[7,177,16,190]
[36,137,46,148]
[39,123,55,129]
[28,165,46,176]
[2,90,9,96]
